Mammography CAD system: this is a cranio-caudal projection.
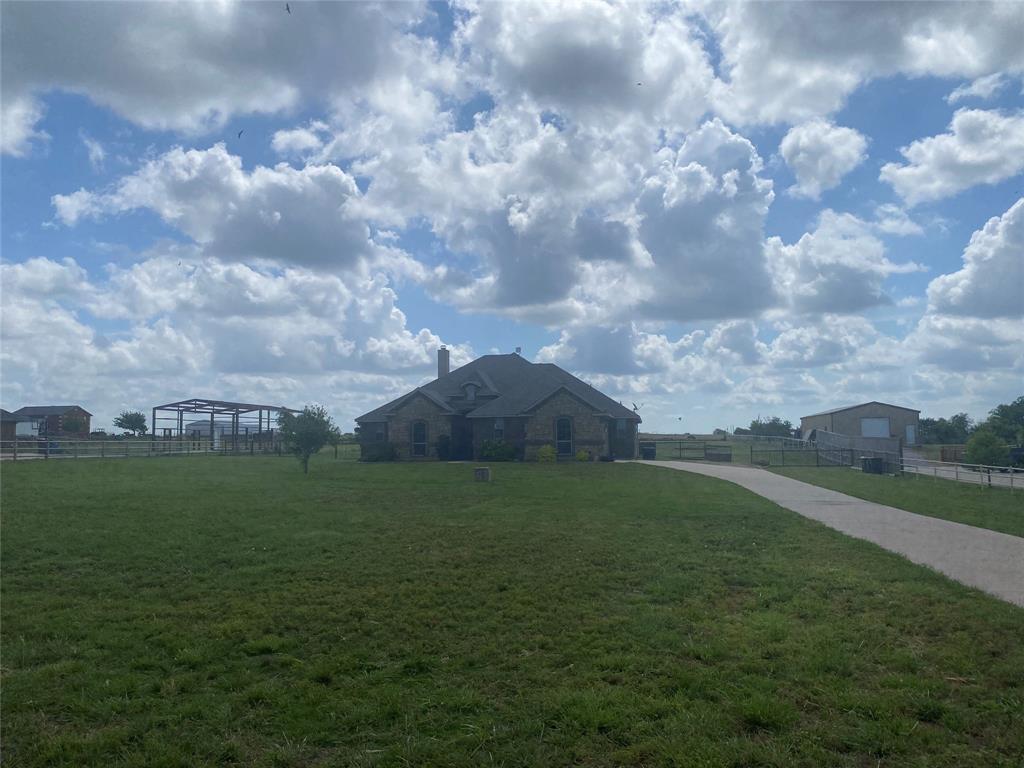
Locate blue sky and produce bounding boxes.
[2,1,1022,433]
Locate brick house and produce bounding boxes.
[11,405,92,437]
[356,349,641,461]
[1,409,20,443]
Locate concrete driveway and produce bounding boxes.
[636,460,1024,608]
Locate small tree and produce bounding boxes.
[748,416,794,438]
[114,410,148,437]
[963,428,1009,468]
[982,396,1024,444]
[277,405,337,474]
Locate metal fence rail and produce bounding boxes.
[640,438,1020,492]
[643,438,792,464]
[0,438,361,462]
[901,457,1022,490]
[728,434,812,450]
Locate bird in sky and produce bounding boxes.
[636,82,643,86]
[632,402,644,412]
[237,129,244,139]
[285,3,291,13]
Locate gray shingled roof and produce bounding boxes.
[13,405,93,417]
[802,401,920,418]
[356,354,640,423]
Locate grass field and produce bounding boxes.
[3,457,1023,766]
[771,467,1024,538]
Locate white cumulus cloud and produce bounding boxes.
[52,144,416,274]
[708,2,1024,125]
[767,210,923,314]
[946,73,1012,104]
[927,197,1024,318]
[880,109,1024,205]
[779,119,867,199]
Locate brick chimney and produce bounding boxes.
[438,346,450,378]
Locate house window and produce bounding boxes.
[463,383,478,401]
[374,425,385,442]
[556,417,573,456]
[411,421,428,457]
[494,418,504,440]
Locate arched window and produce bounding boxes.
[411,421,428,457]
[555,417,573,456]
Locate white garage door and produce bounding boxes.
[860,417,890,437]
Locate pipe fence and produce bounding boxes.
[0,437,361,462]
[900,456,1022,490]
[638,439,1021,491]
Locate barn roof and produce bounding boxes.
[12,405,93,417]
[802,401,920,418]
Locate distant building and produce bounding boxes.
[183,419,277,449]
[185,419,240,448]
[11,405,92,437]
[1,409,23,442]
[356,348,641,461]
[801,402,920,445]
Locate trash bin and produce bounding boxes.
[861,456,884,474]
[640,442,656,460]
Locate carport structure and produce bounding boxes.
[151,398,297,449]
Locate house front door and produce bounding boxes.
[451,417,473,460]
[556,417,573,456]
[609,418,634,459]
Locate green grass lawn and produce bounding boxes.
[771,466,1024,538]
[3,457,1023,767]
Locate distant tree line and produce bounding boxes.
[735,416,796,438]
[925,396,1024,467]
[921,396,1023,446]
[918,413,972,444]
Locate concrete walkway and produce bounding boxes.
[636,460,1024,608]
